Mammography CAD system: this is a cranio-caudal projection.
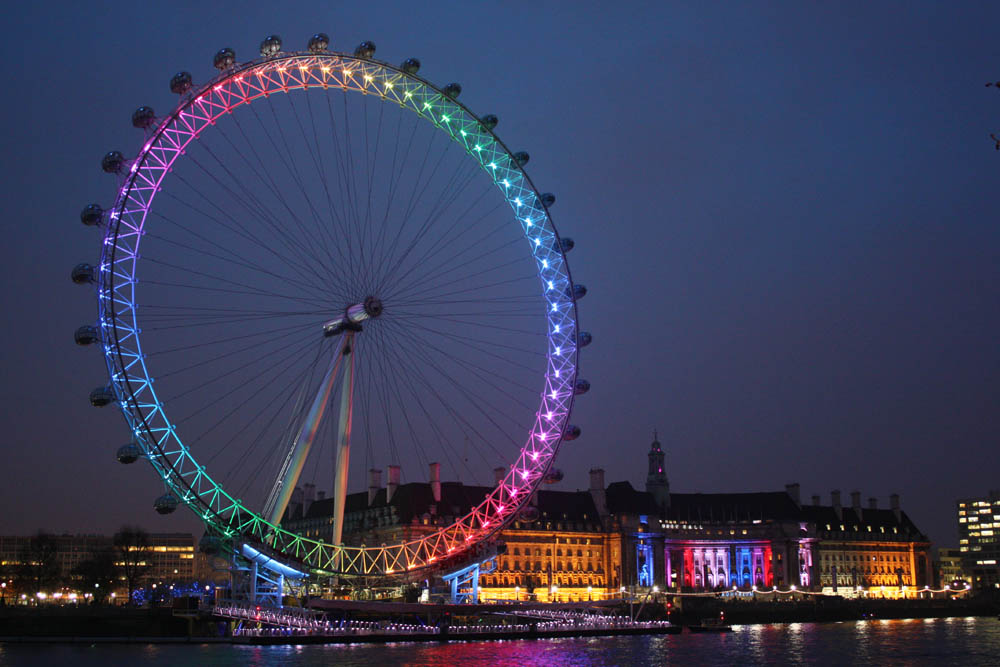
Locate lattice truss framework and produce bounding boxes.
[97,52,580,576]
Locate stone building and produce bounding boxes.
[282,435,933,600]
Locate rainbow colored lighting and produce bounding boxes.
[96,52,581,578]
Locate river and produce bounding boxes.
[1,617,997,666]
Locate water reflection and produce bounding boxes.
[1,618,999,666]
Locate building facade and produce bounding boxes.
[282,436,934,600]
[936,547,968,587]
[957,490,1000,590]
[0,532,198,597]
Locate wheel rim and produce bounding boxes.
[98,51,581,576]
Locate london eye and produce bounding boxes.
[74,32,589,582]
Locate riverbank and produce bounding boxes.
[1,597,996,645]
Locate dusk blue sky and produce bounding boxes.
[1,1,998,550]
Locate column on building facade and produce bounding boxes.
[653,536,665,588]
[729,544,737,587]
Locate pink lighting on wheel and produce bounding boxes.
[97,53,581,578]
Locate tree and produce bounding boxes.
[15,532,62,599]
[113,525,153,603]
[72,549,118,604]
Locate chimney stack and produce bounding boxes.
[785,483,801,507]
[868,497,877,510]
[317,491,325,501]
[890,493,900,520]
[832,490,842,520]
[589,468,607,516]
[430,462,442,503]
[850,491,861,511]
[303,483,316,515]
[368,468,382,506]
[812,495,820,506]
[494,467,506,486]
[387,465,401,503]
[287,485,303,520]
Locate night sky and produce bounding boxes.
[2,1,998,552]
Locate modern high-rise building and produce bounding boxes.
[957,490,1000,590]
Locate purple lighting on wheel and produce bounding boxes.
[94,50,583,577]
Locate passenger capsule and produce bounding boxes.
[543,469,564,484]
[90,386,116,407]
[481,114,498,131]
[101,151,125,174]
[169,71,193,95]
[559,237,575,253]
[71,263,95,284]
[400,58,421,75]
[442,82,462,99]
[199,534,223,555]
[131,106,156,129]
[213,47,236,70]
[154,493,179,515]
[307,33,329,53]
[80,203,104,226]
[116,442,142,464]
[519,505,540,523]
[354,41,376,59]
[562,425,581,441]
[565,283,587,300]
[539,192,555,208]
[75,325,100,345]
[578,331,592,347]
[260,34,282,58]
[574,379,591,395]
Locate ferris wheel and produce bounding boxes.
[73,33,590,578]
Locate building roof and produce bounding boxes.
[666,491,803,523]
[605,481,660,516]
[797,504,927,540]
[283,478,929,543]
